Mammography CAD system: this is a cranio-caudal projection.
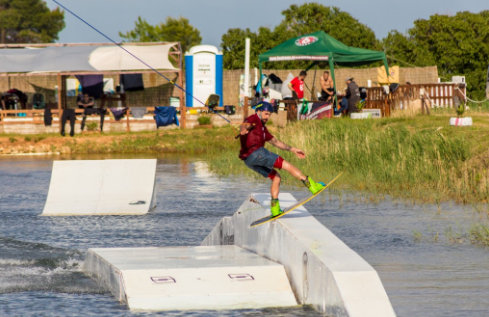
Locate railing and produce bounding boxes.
[0,105,244,133]
[365,83,466,117]
[0,109,47,124]
[0,107,158,132]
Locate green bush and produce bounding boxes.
[456,103,465,117]
[197,116,211,125]
[86,122,98,131]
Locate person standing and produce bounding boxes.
[288,70,307,100]
[336,77,361,116]
[60,108,76,137]
[239,101,325,217]
[344,77,361,114]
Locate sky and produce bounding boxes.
[46,0,488,50]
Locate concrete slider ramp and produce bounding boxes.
[83,245,297,311]
[202,193,397,317]
[42,159,157,216]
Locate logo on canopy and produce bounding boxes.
[295,36,318,47]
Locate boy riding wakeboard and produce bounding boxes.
[239,101,325,218]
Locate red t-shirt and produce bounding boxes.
[290,77,304,99]
[239,113,274,160]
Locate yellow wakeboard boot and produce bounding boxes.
[270,198,283,218]
[303,176,325,195]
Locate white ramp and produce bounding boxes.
[42,159,157,216]
[83,245,297,311]
[203,193,396,317]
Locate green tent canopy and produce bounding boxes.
[258,31,389,101]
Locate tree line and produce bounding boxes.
[1,1,488,97]
[121,3,489,98]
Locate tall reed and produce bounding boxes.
[209,115,489,204]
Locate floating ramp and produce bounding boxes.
[83,245,297,311]
[42,159,157,216]
[81,191,395,315]
[203,193,397,317]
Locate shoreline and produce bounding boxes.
[0,126,237,156]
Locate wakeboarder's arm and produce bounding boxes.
[269,137,306,159]
[239,122,254,135]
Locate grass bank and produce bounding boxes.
[209,111,489,207]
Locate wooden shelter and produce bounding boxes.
[0,42,187,128]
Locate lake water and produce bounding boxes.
[1,157,488,317]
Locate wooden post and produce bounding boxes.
[126,107,131,132]
[57,74,64,133]
[177,41,186,129]
[56,74,63,111]
[384,97,389,117]
[179,68,186,129]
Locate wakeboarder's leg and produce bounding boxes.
[269,171,282,217]
[281,160,325,195]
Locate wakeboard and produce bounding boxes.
[250,172,343,228]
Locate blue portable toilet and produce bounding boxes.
[185,45,223,107]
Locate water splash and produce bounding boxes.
[0,237,105,294]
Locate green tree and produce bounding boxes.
[119,16,202,54]
[383,31,417,66]
[383,11,489,98]
[278,4,380,50]
[0,0,64,43]
[221,27,277,69]
[220,3,380,69]
[221,28,256,70]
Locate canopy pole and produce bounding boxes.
[311,64,317,101]
[329,57,338,109]
[383,57,390,76]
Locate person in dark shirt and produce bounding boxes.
[239,101,324,217]
[77,93,106,132]
[344,77,361,114]
[336,77,361,116]
[77,93,95,109]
